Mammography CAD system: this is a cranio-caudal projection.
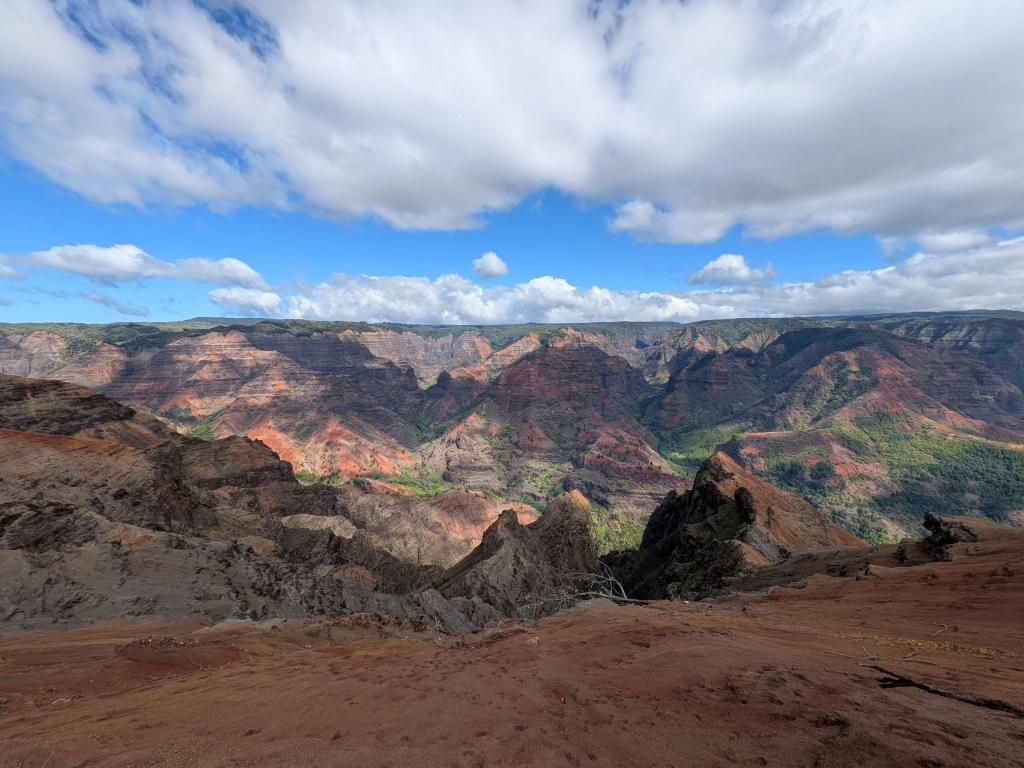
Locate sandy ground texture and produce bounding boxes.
[1,531,1023,767]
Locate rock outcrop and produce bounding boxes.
[435,490,599,616]
[0,375,498,631]
[605,453,863,600]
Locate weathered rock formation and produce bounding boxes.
[605,453,862,600]
[0,375,499,631]
[435,490,599,616]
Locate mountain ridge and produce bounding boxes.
[3,311,1024,543]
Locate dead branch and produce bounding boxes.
[824,646,936,666]
[516,567,643,617]
[865,665,1024,718]
[930,623,959,637]
[570,591,649,604]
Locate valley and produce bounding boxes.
[3,311,1023,546]
[1,354,1022,767]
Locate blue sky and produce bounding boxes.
[0,161,889,324]
[1,1,1023,324]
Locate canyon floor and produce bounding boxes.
[2,529,1023,768]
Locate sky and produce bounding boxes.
[1,0,1023,325]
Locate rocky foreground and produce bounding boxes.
[0,374,511,631]
[1,517,1022,768]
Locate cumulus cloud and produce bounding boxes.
[473,252,508,279]
[682,238,1024,318]
[16,244,268,288]
[205,241,1024,322]
[208,286,282,316]
[2,1,1024,242]
[688,255,776,286]
[282,274,700,325]
[172,258,268,289]
[81,290,149,317]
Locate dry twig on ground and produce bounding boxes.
[825,645,936,666]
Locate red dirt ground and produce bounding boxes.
[2,532,1023,767]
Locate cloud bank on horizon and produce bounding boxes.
[2,0,1023,244]
[5,240,1024,323]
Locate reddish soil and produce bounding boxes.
[2,533,1023,768]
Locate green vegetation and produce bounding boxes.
[388,464,453,499]
[830,506,892,545]
[765,458,840,496]
[861,429,1024,525]
[185,422,214,441]
[533,465,561,499]
[660,426,738,474]
[185,416,216,441]
[294,469,317,483]
[590,508,645,555]
[685,317,840,345]
[758,413,1024,535]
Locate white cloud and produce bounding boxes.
[22,244,165,284]
[209,286,282,316]
[81,290,149,317]
[915,229,996,254]
[608,202,735,245]
[15,244,268,288]
[683,238,1024,318]
[2,1,1024,242]
[473,252,508,279]
[172,257,267,289]
[0,264,24,279]
[688,255,776,286]
[201,240,1024,322]
[12,240,1023,324]
[283,273,700,325]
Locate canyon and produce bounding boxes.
[3,311,1023,546]
[2,360,1023,767]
